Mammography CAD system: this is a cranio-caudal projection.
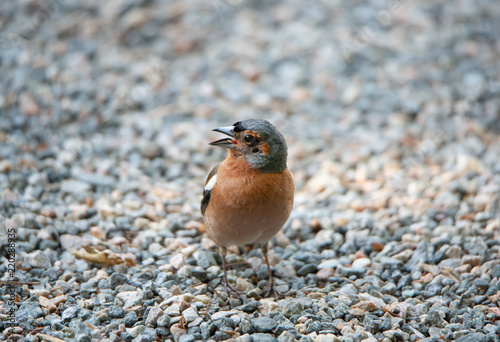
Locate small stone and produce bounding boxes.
[194,295,211,304]
[317,267,335,279]
[236,334,253,342]
[61,179,91,194]
[236,278,254,292]
[197,251,218,269]
[41,206,56,218]
[75,334,91,342]
[455,333,487,342]
[165,304,181,316]
[20,92,40,115]
[128,325,145,338]
[259,299,281,315]
[190,268,208,282]
[251,333,278,342]
[146,307,164,326]
[238,300,259,313]
[178,335,195,342]
[157,314,171,328]
[25,250,51,268]
[251,317,278,333]
[283,300,304,318]
[107,273,128,288]
[170,253,185,269]
[125,311,139,327]
[0,160,13,172]
[463,310,485,330]
[315,334,340,342]
[59,234,87,250]
[182,307,198,323]
[170,323,186,342]
[318,259,341,269]
[352,258,371,269]
[76,173,115,187]
[117,291,141,303]
[296,264,318,276]
[109,306,125,318]
[462,255,482,267]
[62,306,80,321]
[278,330,297,342]
[381,282,397,294]
[212,310,238,321]
[392,250,413,263]
[134,327,158,342]
[171,285,183,295]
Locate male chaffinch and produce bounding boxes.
[201,119,294,297]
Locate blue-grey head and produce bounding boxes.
[210,119,288,173]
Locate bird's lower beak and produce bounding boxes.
[210,126,237,148]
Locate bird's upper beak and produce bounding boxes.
[209,126,237,148]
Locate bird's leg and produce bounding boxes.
[220,246,241,297]
[261,242,284,299]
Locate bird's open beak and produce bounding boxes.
[210,126,237,148]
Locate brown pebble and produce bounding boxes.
[462,255,482,267]
[91,226,106,240]
[352,300,378,311]
[310,218,322,232]
[41,206,56,218]
[372,241,384,252]
[20,92,40,116]
[333,217,348,226]
[317,267,335,280]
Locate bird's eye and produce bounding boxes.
[252,148,260,153]
[244,135,254,143]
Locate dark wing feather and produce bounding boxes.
[201,163,220,216]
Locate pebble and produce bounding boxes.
[24,250,52,268]
[351,258,371,269]
[61,179,92,194]
[283,300,304,318]
[145,307,164,326]
[251,317,278,333]
[182,307,198,323]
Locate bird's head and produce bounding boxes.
[210,119,288,173]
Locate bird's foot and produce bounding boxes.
[264,284,285,300]
[223,280,241,298]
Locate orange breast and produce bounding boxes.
[203,154,294,248]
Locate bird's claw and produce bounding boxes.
[264,284,285,300]
[223,280,241,298]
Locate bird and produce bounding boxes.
[201,119,294,298]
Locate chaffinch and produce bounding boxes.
[201,119,294,297]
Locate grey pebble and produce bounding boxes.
[76,172,115,187]
[107,272,128,288]
[61,179,91,194]
[62,306,80,321]
[133,327,158,342]
[125,311,139,327]
[283,300,304,318]
[197,251,218,269]
[178,335,196,342]
[109,306,125,319]
[455,333,488,342]
[296,264,318,277]
[157,314,171,328]
[251,333,278,342]
[251,317,278,333]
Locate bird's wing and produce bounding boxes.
[201,163,220,216]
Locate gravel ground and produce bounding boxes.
[1,0,500,341]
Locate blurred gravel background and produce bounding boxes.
[1,0,500,341]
